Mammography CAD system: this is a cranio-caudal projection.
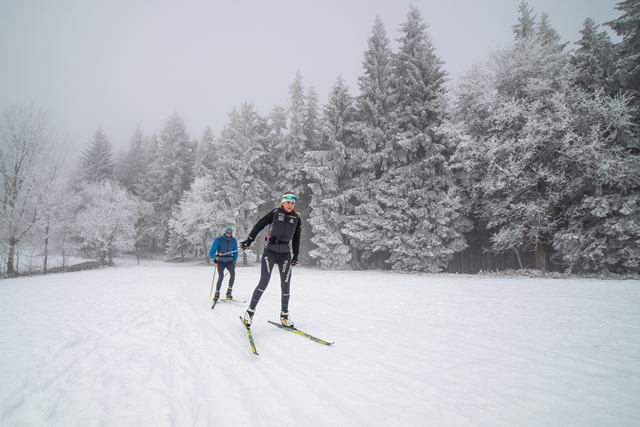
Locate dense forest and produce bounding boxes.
[2,1,639,277]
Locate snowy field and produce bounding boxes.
[1,258,639,427]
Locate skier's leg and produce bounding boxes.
[249,250,276,310]
[226,263,235,298]
[227,263,235,287]
[215,262,225,292]
[278,253,293,313]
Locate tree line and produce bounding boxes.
[1,1,638,277]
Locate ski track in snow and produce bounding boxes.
[1,258,639,426]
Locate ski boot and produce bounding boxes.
[280,311,294,328]
[243,308,255,327]
[226,288,233,300]
[213,291,220,302]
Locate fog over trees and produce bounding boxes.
[2,1,638,277]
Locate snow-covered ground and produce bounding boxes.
[1,258,639,426]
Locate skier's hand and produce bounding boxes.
[292,256,298,266]
[240,237,254,250]
[213,257,218,264]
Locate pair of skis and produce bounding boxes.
[240,317,333,356]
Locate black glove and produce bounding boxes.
[240,236,254,250]
[213,257,218,264]
[292,256,298,266]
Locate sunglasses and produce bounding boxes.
[283,195,296,202]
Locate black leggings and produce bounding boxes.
[249,249,293,312]
[215,261,235,292]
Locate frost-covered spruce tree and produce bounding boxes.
[374,6,469,272]
[79,127,114,184]
[571,18,618,95]
[114,126,148,196]
[305,76,355,269]
[139,112,192,251]
[193,126,216,178]
[273,72,319,263]
[210,103,271,249]
[512,1,536,40]
[553,90,640,274]
[606,0,640,114]
[276,71,307,194]
[298,84,323,263]
[304,85,322,151]
[343,16,395,268]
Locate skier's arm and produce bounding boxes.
[291,216,302,258]
[233,239,239,262]
[247,211,274,241]
[209,239,220,259]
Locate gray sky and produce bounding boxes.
[0,0,622,153]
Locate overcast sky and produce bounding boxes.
[0,0,623,154]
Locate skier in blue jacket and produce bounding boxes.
[210,226,238,301]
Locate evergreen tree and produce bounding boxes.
[275,72,316,263]
[204,102,271,263]
[512,1,536,40]
[79,127,114,183]
[268,105,288,137]
[306,76,355,268]
[572,18,618,95]
[344,15,394,268]
[114,125,148,196]
[537,12,564,49]
[277,71,307,195]
[193,126,217,178]
[370,5,468,272]
[552,90,640,273]
[139,112,192,251]
[304,85,322,150]
[606,0,640,104]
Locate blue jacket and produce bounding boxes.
[210,234,238,262]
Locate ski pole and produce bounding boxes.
[209,267,217,298]
[217,249,240,256]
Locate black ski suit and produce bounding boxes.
[247,206,301,312]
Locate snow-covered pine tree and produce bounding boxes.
[193,126,217,178]
[512,0,536,40]
[372,5,469,272]
[114,126,148,196]
[210,102,271,264]
[306,75,354,269]
[571,18,618,95]
[139,112,192,252]
[277,71,307,194]
[606,0,640,115]
[343,15,395,269]
[304,85,322,151]
[553,89,640,274]
[79,127,115,184]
